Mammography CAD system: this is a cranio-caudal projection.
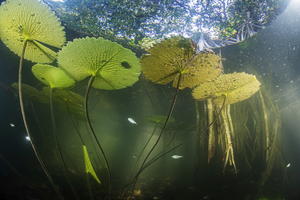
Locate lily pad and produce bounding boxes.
[192,72,261,105]
[32,64,75,89]
[0,0,65,63]
[57,37,141,90]
[42,87,84,108]
[12,83,49,104]
[144,115,175,123]
[140,36,223,89]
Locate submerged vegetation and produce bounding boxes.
[0,0,289,200]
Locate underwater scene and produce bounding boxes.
[0,0,299,199]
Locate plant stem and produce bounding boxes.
[85,76,111,199]
[18,40,65,200]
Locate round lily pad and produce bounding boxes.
[140,36,223,89]
[57,37,141,90]
[0,0,65,63]
[192,72,261,105]
[32,64,75,89]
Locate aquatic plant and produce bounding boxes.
[192,72,261,105]
[121,36,225,198]
[141,36,223,90]
[57,36,141,197]
[192,72,261,172]
[12,83,49,104]
[140,36,223,161]
[31,64,79,198]
[39,73,100,199]
[145,115,175,129]
[42,87,84,108]
[140,36,221,160]
[0,1,287,199]
[0,0,65,63]
[0,0,66,198]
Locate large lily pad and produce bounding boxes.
[140,36,223,89]
[57,37,141,90]
[192,72,261,105]
[0,0,65,63]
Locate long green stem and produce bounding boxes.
[30,101,67,182]
[65,102,85,145]
[49,88,79,200]
[140,74,182,170]
[85,76,111,198]
[65,101,102,196]
[121,124,159,199]
[132,97,227,180]
[128,73,183,199]
[115,98,226,199]
[18,40,64,200]
[131,123,158,178]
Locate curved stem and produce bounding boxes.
[18,40,65,200]
[133,97,227,182]
[145,129,178,167]
[132,123,158,177]
[129,73,183,199]
[85,76,112,198]
[65,102,103,197]
[140,73,182,170]
[49,88,79,200]
[121,124,158,199]
[65,102,85,145]
[30,101,67,181]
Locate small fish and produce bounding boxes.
[172,155,183,159]
[10,123,15,127]
[286,163,291,168]
[133,155,138,159]
[25,136,30,141]
[266,147,271,150]
[128,118,138,125]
